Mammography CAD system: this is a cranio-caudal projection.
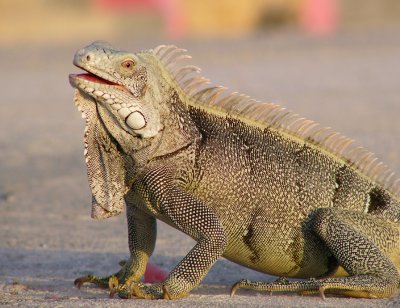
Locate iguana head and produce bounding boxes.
[70,41,163,139]
[70,41,197,219]
[69,41,164,219]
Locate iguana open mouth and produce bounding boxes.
[69,72,129,93]
[73,72,117,85]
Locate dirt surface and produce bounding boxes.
[1,29,400,307]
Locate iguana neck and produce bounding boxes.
[148,92,200,161]
[99,89,199,172]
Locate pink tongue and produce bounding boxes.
[76,73,129,92]
[77,73,116,85]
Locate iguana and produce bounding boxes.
[69,41,400,300]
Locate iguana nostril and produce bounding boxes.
[82,52,94,62]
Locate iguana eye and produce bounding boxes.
[121,59,135,70]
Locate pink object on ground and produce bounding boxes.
[300,0,338,35]
[143,263,168,283]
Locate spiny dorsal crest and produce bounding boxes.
[152,45,400,198]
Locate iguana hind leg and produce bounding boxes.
[232,208,400,298]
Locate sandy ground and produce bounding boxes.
[1,29,400,307]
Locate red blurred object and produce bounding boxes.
[300,0,338,35]
[143,263,168,283]
[94,0,186,39]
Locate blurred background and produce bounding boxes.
[1,0,400,305]
[1,0,400,43]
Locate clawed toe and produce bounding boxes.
[108,276,120,298]
[230,279,250,297]
[162,285,172,300]
[74,275,94,289]
[74,274,114,289]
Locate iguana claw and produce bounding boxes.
[74,275,90,289]
[127,281,181,300]
[162,285,172,300]
[230,279,248,297]
[129,282,158,299]
[108,276,119,298]
[74,274,111,289]
[318,286,327,300]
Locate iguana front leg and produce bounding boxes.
[75,205,156,293]
[126,165,228,299]
[231,208,400,298]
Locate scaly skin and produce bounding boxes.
[69,41,400,300]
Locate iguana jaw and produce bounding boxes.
[69,72,129,95]
[69,72,128,115]
[70,73,150,134]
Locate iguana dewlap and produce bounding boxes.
[69,41,400,300]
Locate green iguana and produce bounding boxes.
[69,41,400,300]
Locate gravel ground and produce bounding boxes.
[1,28,400,307]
